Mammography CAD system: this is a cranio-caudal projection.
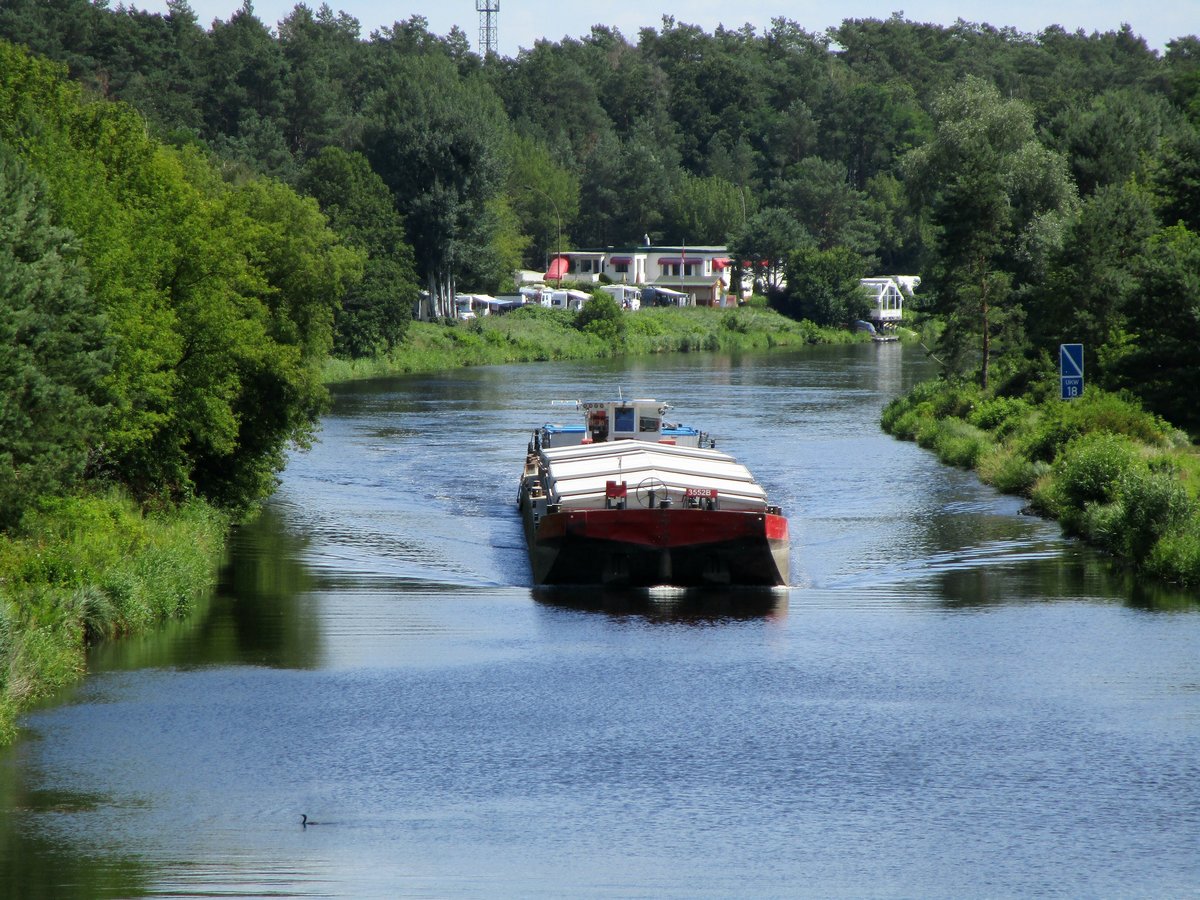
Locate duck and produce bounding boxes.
[301,814,319,827]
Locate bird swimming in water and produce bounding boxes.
[301,814,318,827]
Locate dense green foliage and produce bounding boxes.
[0,36,369,743]
[0,38,359,513]
[2,3,1195,430]
[0,143,108,530]
[298,148,417,358]
[0,14,1193,435]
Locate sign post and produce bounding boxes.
[1060,343,1084,400]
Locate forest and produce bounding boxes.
[3,1,1199,512]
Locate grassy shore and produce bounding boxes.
[882,377,1200,588]
[0,491,227,743]
[322,304,863,382]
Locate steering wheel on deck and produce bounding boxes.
[635,477,668,508]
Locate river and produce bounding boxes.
[2,344,1198,897]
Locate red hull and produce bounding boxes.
[525,507,789,586]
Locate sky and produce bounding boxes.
[134,0,1196,56]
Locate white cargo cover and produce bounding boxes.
[540,440,768,511]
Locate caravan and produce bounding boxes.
[548,289,593,311]
[600,284,641,310]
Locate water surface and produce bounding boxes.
[3,345,1197,897]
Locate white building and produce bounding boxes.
[860,276,920,328]
[543,245,739,307]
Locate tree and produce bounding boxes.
[504,133,579,269]
[0,142,109,529]
[905,77,1078,389]
[664,172,744,244]
[298,147,418,356]
[782,244,871,325]
[458,194,529,294]
[727,207,809,296]
[776,156,878,257]
[1031,182,1157,361]
[1053,88,1179,196]
[199,3,291,146]
[188,175,362,507]
[574,126,679,247]
[363,52,509,318]
[1152,125,1200,231]
[1109,224,1200,435]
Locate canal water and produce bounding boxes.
[2,344,1198,897]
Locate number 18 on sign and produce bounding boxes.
[1060,343,1084,400]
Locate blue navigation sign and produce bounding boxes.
[1060,343,1084,400]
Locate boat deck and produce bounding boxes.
[538,440,769,511]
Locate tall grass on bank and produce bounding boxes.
[0,491,227,743]
[323,305,863,382]
[882,379,1200,588]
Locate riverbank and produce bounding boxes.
[0,491,227,744]
[322,304,864,382]
[882,378,1200,588]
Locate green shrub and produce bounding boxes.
[883,406,925,441]
[1079,500,1125,552]
[1015,405,1082,463]
[1020,390,1171,463]
[1053,432,1141,509]
[932,381,982,419]
[574,293,626,347]
[1066,391,1170,446]
[928,419,993,468]
[1145,524,1200,586]
[977,445,1046,495]
[1115,468,1194,560]
[968,396,1031,435]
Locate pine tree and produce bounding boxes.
[0,142,110,529]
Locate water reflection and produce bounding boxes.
[0,755,148,898]
[534,585,789,623]
[88,506,324,672]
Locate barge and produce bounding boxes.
[518,399,789,586]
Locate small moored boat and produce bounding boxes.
[517,399,789,586]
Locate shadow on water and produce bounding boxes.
[533,585,788,623]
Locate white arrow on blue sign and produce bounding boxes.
[1060,343,1084,399]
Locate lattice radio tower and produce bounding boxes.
[476,0,499,56]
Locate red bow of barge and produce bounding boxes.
[518,399,789,586]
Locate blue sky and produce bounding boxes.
[137,0,1195,56]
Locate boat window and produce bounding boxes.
[639,416,659,433]
[614,407,635,433]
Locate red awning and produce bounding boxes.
[545,256,569,279]
[609,256,632,264]
[712,257,731,270]
[658,257,703,265]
